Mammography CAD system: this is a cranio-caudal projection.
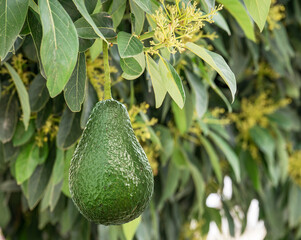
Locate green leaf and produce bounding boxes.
[0,191,11,228]
[28,74,49,112]
[72,0,108,42]
[57,108,83,149]
[89,38,103,62]
[249,126,277,184]
[27,9,45,77]
[122,216,141,240]
[74,12,116,39]
[185,70,208,118]
[39,0,79,97]
[80,82,98,128]
[133,0,152,14]
[78,38,95,52]
[244,0,271,31]
[4,62,31,130]
[0,0,29,60]
[218,0,255,41]
[288,184,301,228]
[171,87,194,134]
[121,52,145,80]
[27,156,53,210]
[146,54,167,108]
[185,42,236,102]
[241,150,261,192]
[41,149,64,211]
[0,94,18,143]
[117,31,143,58]
[199,135,222,184]
[209,131,241,182]
[109,0,127,28]
[159,57,185,109]
[15,141,49,184]
[64,53,86,112]
[213,12,231,35]
[12,120,35,147]
[158,161,181,210]
[61,146,75,197]
[129,0,145,35]
[60,199,79,234]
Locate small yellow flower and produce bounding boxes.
[228,92,290,158]
[150,1,222,54]
[288,150,301,187]
[267,0,285,30]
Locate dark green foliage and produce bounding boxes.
[0,0,301,239]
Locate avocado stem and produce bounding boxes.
[103,41,112,100]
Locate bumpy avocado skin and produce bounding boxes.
[69,99,154,225]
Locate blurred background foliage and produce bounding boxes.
[0,0,301,239]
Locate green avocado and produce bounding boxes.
[69,99,154,225]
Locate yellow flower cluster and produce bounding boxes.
[267,0,285,30]
[229,93,290,153]
[288,150,301,187]
[0,54,33,94]
[35,115,59,147]
[150,0,222,53]
[86,54,120,100]
[128,102,159,175]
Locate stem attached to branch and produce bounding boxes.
[103,41,112,100]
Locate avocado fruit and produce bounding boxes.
[69,99,154,225]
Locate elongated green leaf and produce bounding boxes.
[39,0,79,97]
[209,131,241,182]
[0,192,11,228]
[146,54,167,108]
[61,146,75,197]
[199,135,222,184]
[133,0,152,14]
[117,31,143,58]
[72,0,107,41]
[28,74,49,112]
[12,120,35,147]
[15,141,48,184]
[130,0,145,35]
[27,9,45,77]
[158,161,181,210]
[0,0,29,60]
[64,53,86,112]
[244,0,271,31]
[121,52,145,80]
[27,156,53,210]
[241,150,261,192]
[41,148,64,211]
[4,62,30,130]
[185,70,208,118]
[89,38,102,62]
[56,108,83,149]
[0,94,18,143]
[109,0,127,28]
[185,42,236,102]
[213,12,231,35]
[80,82,98,128]
[122,216,141,240]
[74,12,116,39]
[159,58,185,109]
[218,0,255,41]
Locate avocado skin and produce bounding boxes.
[69,99,154,225]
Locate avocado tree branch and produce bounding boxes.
[103,41,112,100]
